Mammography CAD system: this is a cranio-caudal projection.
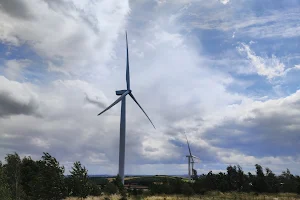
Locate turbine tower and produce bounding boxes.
[184,132,199,182]
[97,32,155,184]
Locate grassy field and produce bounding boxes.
[65,192,300,200]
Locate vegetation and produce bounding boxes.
[1,152,300,200]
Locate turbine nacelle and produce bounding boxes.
[116,90,131,96]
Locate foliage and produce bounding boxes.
[88,181,102,196]
[68,161,90,198]
[113,175,125,193]
[33,152,67,200]
[1,152,300,199]
[3,153,23,200]
[104,183,118,195]
[20,156,39,200]
[181,183,194,197]
[0,161,12,200]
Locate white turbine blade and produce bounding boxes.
[97,91,129,116]
[129,93,156,129]
[126,31,130,90]
[184,133,193,156]
[184,133,194,163]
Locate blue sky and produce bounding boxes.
[0,0,300,176]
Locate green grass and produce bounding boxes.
[66,192,300,200]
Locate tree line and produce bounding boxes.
[0,152,102,200]
[1,152,300,200]
[147,165,300,196]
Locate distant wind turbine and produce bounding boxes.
[97,32,155,184]
[184,132,200,182]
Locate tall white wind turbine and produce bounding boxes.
[97,32,155,184]
[184,132,200,182]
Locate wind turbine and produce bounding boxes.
[184,132,200,182]
[97,32,155,184]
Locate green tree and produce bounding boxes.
[279,169,297,193]
[192,169,198,180]
[20,156,39,200]
[33,152,66,200]
[69,161,90,198]
[3,153,23,200]
[296,176,300,194]
[254,164,268,193]
[104,182,118,195]
[265,167,279,193]
[0,161,12,200]
[216,172,228,192]
[88,181,102,196]
[181,183,194,199]
[236,165,245,192]
[227,165,238,191]
[113,175,124,193]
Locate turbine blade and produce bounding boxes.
[97,91,129,116]
[126,31,130,90]
[129,93,156,129]
[184,132,194,163]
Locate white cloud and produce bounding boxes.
[237,43,286,80]
[3,59,31,80]
[0,0,300,175]
[219,0,230,5]
[186,4,300,38]
[0,76,39,117]
[0,0,130,75]
[237,43,300,80]
[294,65,300,69]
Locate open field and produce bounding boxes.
[66,193,300,200]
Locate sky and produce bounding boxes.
[0,0,300,176]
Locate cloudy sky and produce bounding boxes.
[1,0,300,176]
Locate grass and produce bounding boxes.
[65,192,300,200]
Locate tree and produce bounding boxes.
[69,161,90,198]
[206,171,217,191]
[254,164,268,193]
[113,175,124,193]
[296,176,300,194]
[104,182,118,195]
[88,181,102,196]
[280,169,297,193]
[181,183,194,199]
[0,161,12,200]
[265,167,279,193]
[33,152,66,200]
[3,153,23,200]
[216,172,228,192]
[236,165,245,192]
[20,156,39,200]
[193,175,207,194]
[192,169,198,180]
[227,165,238,191]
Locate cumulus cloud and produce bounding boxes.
[205,90,300,159]
[0,0,130,76]
[0,0,299,175]
[0,76,39,117]
[0,0,33,19]
[3,59,31,80]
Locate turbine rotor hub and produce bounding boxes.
[116,90,131,96]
